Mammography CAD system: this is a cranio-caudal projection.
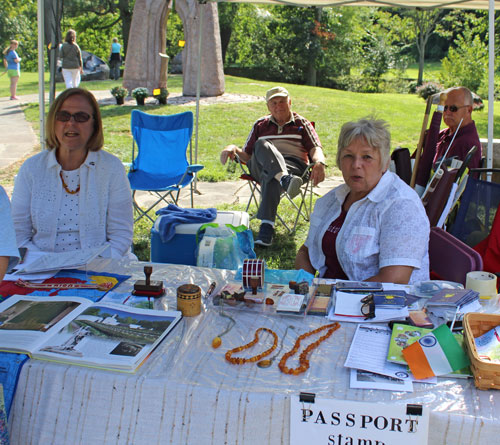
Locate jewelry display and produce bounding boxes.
[257,325,295,368]
[225,327,278,365]
[59,171,80,194]
[278,322,340,375]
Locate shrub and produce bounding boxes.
[416,81,444,100]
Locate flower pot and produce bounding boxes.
[157,97,167,105]
[136,97,145,106]
[115,97,124,105]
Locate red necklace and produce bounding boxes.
[278,322,340,375]
[59,170,80,194]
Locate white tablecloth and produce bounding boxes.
[9,260,500,444]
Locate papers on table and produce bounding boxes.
[328,291,409,323]
[344,324,413,386]
[349,368,413,392]
[12,245,109,275]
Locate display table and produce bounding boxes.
[8,260,500,444]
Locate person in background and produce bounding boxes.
[295,118,429,285]
[109,37,122,81]
[414,86,482,194]
[60,29,83,89]
[11,88,134,259]
[0,186,20,282]
[3,40,21,100]
[220,86,326,246]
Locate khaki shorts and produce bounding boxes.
[8,69,20,78]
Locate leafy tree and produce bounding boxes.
[439,13,489,93]
[403,9,445,85]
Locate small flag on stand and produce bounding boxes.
[402,324,470,379]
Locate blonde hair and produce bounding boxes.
[45,88,104,152]
[3,40,18,56]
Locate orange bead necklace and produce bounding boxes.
[225,327,278,365]
[278,322,340,375]
[59,171,80,194]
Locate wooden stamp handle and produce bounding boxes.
[144,266,152,286]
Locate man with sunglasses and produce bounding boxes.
[415,86,482,190]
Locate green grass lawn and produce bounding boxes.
[6,72,500,268]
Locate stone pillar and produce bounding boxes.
[176,0,225,97]
[123,0,169,93]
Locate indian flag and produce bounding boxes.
[402,324,470,380]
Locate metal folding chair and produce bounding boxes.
[127,110,204,223]
[236,156,314,233]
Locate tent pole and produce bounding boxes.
[487,0,494,177]
[194,0,204,193]
[38,0,46,150]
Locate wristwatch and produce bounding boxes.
[314,161,326,167]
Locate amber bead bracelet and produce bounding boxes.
[225,327,278,365]
[278,322,340,375]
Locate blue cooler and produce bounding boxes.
[150,210,250,265]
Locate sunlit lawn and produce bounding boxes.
[6,71,500,266]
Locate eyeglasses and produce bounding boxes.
[360,294,375,320]
[55,111,93,123]
[443,105,468,113]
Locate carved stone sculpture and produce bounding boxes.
[123,0,224,97]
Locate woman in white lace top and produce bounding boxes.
[11,88,134,259]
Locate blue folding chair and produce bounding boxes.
[127,110,204,223]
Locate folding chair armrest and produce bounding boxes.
[187,164,204,174]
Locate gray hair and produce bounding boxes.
[336,118,391,169]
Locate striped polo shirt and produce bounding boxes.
[242,112,322,164]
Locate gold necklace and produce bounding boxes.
[225,327,278,365]
[59,170,80,194]
[278,322,340,375]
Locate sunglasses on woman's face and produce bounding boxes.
[443,105,468,113]
[55,111,93,123]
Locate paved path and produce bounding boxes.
[0,89,343,207]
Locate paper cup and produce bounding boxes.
[465,271,498,300]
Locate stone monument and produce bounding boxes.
[123,0,224,97]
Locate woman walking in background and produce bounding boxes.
[109,37,122,80]
[3,40,21,100]
[60,29,83,89]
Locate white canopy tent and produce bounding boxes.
[36,0,498,168]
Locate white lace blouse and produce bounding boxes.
[11,149,133,259]
[305,171,430,284]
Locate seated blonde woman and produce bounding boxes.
[295,118,429,284]
[11,88,133,259]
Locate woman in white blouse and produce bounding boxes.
[12,88,134,259]
[295,118,429,285]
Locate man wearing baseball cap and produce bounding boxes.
[221,86,326,246]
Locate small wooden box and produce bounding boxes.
[176,284,201,317]
[463,312,500,390]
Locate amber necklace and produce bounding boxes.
[278,322,340,375]
[59,170,80,194]
[225,327,278,365]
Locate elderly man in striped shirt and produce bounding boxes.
[220,86,326,246]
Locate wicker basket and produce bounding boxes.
[463,312,500,390]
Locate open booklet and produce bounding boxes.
[0,295,182,373]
